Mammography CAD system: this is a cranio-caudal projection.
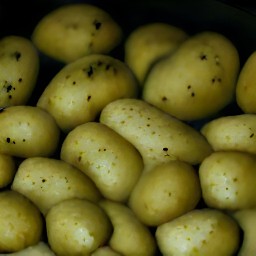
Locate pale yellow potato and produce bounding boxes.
[0,106,60,158]
[99,199,157,256]
[11,157,102,215]
[46,198,112,256]
[61,122,143,202]
[125,22,188,85]
[91,246,122,256]
[201,114,256,155]
[0,153,16,188]
[236,51,256,113]
[37,54,138,133]
[128,161,201,226]
[0,36,39,107]
[100,98,213,171]
[142,31,240,121]
[199,151,256,210]
[0,190,43,253]
[156,208,240,256]
[32,3,122,63]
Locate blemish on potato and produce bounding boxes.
[0,107,5,113]
[215,55,220,65]
[93,20,102,30]
[199,53,207,60]
[162,96,168,101]
[87,95,92,101]
[250,133,254,138]
[18,78,23,83]
[6,137,11,143]
[12,51,21,61]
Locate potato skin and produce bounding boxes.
[0,153,16,188]
[0,106,60,158]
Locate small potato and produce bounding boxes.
[37,54,138,133]
[0,106,60,158]
[142,31,240,121]
[91,246,122,256]
[61,122,143,202]
[201,114,256,155]
[156,208,240,256]
[99,199,157,256]
[11,157,102,215]
[100,98,212,171]
[124,22,188,85]
[199,151,256,210]
[32,3,122,63]
[0,190,43,253]
[46,198,112,256]
[0,36,39,107]
[128,161,201,226]
[0,153,16,188]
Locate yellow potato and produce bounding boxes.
[100,98,213,171]
[125,22,188,85]
[91,246,122,256]
[142,31,240,121]
[199,151,256,210]
[32,3,122,63]
[0,36,39,107]
[99,199,157,256]
[11,157,102,215]
[0,153,16,188]
[156,208,240,256]
[128,161,201,226]
[0,190,43,253]
[201,114,256,155]
[61,122,143,202]
[37,54,138,133]
[0,106,60,158]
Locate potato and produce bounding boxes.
[31,3,122,63]
[236,51,256,113]
[142,31,240,121]
[0,106,60,158]
[37,54,138,133]
[0,36,39,107]
[201,114,256,155]
[91,246,122,256]
[124,22,188,85]
[46,198,112,256]
[11,157,102,215]
[0,190,43,253]
[199,151,256,210]
[156,208,240,256]
[60,122,143,202]
[100,98,212,171]
[128,161,201,226]
[0,153,16,188]
[99,199,157,256]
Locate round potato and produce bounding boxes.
[61,122,143,202]
[32,3,122,63]
[0,36,39,107]
[0,153,16,188]
[37,54,138,133]
[142,31,240,121]
[0,190,43,253]
[11,157,102,215]
[91,246,122,256]
[128,161,201,226]
[46,198,112,256]
[156,208,240,256]
[199,151,256,210]
[0,106,60,158]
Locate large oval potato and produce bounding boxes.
[0,106,60,158]
[0,153,16,188]
[61,122,143,202]
[11,157,102,215]
[0,36,39,107]
[142,31,240,121]
[37,54,138,132]
[100,98,213,171]
[32,3,122,63]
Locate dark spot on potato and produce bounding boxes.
[6,137,11,143]
[215,55,220,65]
[211,77,222,84]
[42,179,46,183]
[105,64,111,70]
[162,96,168,101]
[8,95,12,99]
[22,139,26,142]
[93,20,102,30]
[187,85,191,89]
[0,107,5,113]
[13,51,21,61]
[250,133,254,138]
[18,78,22,82]
[72,81,76,85]
[87,65,94,77]
[191,92,195,97]
[65,75,71,79]
[78,156,82,162]
[97,61,103,66]
[200,53,207,60]
[163,147,168,151]
[87,95,91,101]
[6,85,13,93]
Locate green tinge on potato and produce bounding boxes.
[0,36,39,107]
[32,3,123,63]
[0,153,16,188]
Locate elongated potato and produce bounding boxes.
[142,31,240,121]
[201,114,256,155]
[37,54,138,132]
[32,3,122,63]
[100,98,212,171]
[0,153,16,188]
[0,36,39,107]
[0,106,60,158]
[61,122,143,202]
[11,157,102,215]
